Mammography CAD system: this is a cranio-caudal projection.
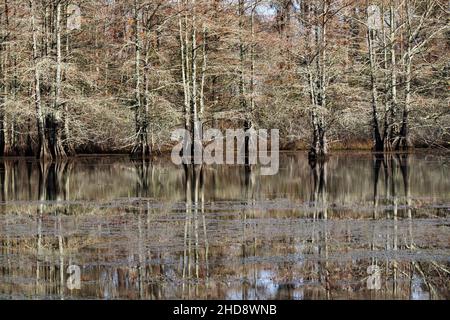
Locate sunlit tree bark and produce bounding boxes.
[30,0,50,159]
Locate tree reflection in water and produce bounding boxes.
[0,152,449,300]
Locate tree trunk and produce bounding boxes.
[367,25,383,151]
[63,2,73,155]
[30,0,50,159]
[396,51,412,150]
[132,0,141,158]
[190,0,200,162]
[131,1,151,159]
[238,0,251,164]
[178,1,192,160]
[309,0,328,161]
[53,1,66,159]
[381,1,393,151]
[397,1,414,150]
[143,43,151,158]
[199,25,207,122]
[250,1,255,114]
[2,0,11,156]
[0,33,4,156]
[386,1,398,150]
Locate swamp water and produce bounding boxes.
[0,152,449,300]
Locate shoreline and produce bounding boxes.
[0,147,448,162]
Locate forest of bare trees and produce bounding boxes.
[0,0,448,160]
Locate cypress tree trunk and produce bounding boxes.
[2,0,10,156]
[142,43,151,159]
[397,50,413,150]
[190,0,201,162]
[30,0,50,159]
[178,0,192,161]
[309,0,328,161]
[0,0,6,157]
[131,0,151,159]
[397,1,414,150]
[387,1,398,150]
[0,36,4,157]
[238,0,251,164]
[131,0,142,158]
[53,1,66,158]
[62,2,73,155]
[367,24,383,152]
[381,2,393,151]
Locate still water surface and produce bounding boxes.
[0,152,449,300]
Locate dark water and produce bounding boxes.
[0,152,449,300]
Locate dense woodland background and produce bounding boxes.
[0,0,448,159]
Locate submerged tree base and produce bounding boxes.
[392,136,414,151]
[130,143,151,160]
[308,148,329,164]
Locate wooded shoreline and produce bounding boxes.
[0,1,448,160]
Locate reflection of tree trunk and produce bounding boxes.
[35,160,47,296]
[392,157,398,298]
[137,213,144,299]
[243,165,256,299]
[0,162,5,204]
[181,164,205,298]
[58,212,64,299]
[398,154,413,246]
[245,166,258,298]
[36,160,73,298]
[310,159,328,219]
[133,158,151,298]
[36,203,42,296]
[383,154,399,297]
[201,166,209,285]
[44,161,72,201]
[310,159,329,297]
[371,155,383,296]
[194,165,201,281]
[182,165,190,296]
[134,159,150,197]
[398,154,411,218]
[49,163,70,297]
[146,185,157,299]
[373,154,383,219]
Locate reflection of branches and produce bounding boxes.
[33,160,74,298]
[375,153,449,299]
[1,155,449,299]
[397,153,450,299]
